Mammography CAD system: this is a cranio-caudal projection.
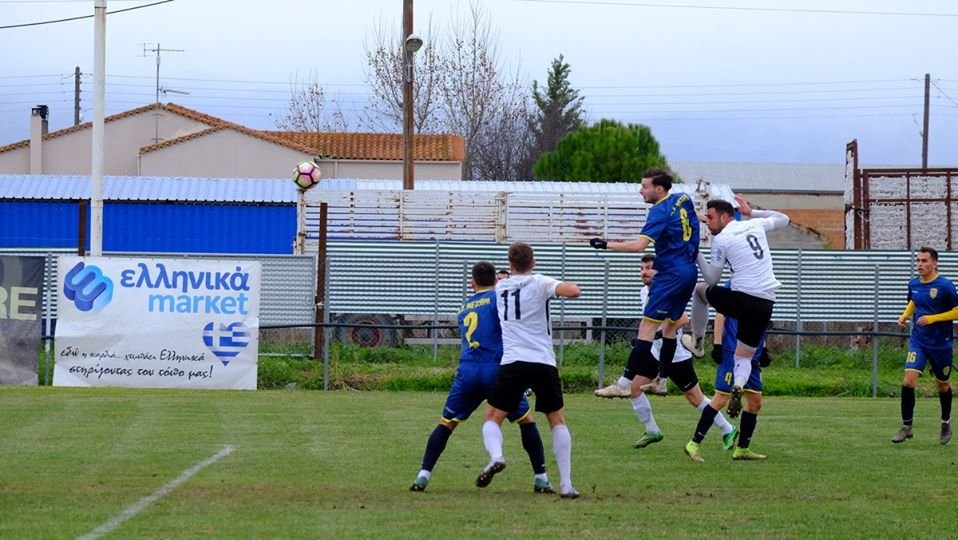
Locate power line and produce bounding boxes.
[0,0,148,2]
[931,80,958,109]
[0,73,65,79]
[0,0,173,30]
[586,95,923,107]
[515,0,958,17]
[586,85,924,98]
[94,73,367,87]
[580,78,914,89]
[72,72,926,92]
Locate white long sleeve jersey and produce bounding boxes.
[707,213,785,301]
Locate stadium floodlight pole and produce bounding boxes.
[402,0,422,190]
[90,0,107,256]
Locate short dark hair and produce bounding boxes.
[919,246,939,261]
[643,167,674,192]
[508,242,535,273]
[641,254,655,264]
[706,199,735,216]
[472,261,496,286]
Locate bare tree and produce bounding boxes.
[361,16,443,133]
[469,69,534,180]
[351,2,537,179]
[438,2,510,180]
[272,71,350,132]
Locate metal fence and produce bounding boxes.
[5,244,945,395]
[320,242,938,323]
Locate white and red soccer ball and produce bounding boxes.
[293,160,321,190]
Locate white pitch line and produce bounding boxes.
[77,444,235,540]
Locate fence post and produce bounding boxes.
[43,252,54,385]
[597,258,610,386]
[872,264,880,398]
[313,202,328,361]
[433,240,441,362]
[322,255,332,391]
[795,248,803,367]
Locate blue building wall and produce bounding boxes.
[0,201,296,254]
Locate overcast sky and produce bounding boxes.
[1,0,956,166]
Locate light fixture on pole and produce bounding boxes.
[402,31,422,190]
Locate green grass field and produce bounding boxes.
[1,388,955,539]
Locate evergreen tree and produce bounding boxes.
[532,119,671,182]
[520,55,585,179]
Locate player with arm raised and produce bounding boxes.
[477,242,583,499]
[684,195,787,418]
[590,167,700,397]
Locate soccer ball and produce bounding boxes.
[292,160,321,190]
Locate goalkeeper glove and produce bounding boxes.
[759,349,772,367]
[590,238,608,250]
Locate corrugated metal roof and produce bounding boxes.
[1,175,738,203]
[670,161,845,193]
[310,178,736,200]
[0,175,297,203]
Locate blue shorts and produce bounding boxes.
[442,362,530,423]
[714,350,763,394]
[643,263,697,322]
[905,344,953,382]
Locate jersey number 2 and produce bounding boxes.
[463,312,480,348]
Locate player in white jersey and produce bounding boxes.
[596,255,738,451]
[477,242,583,499]
[686,195,788,418]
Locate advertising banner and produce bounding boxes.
[0,256,44,385]
[53,256,261,389]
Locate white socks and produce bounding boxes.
[482,420,504,462]
[690,292,709,340]
[733,354,752,388]
[631,393,660,433]
[616,375,632,390]
[552,424,572,491]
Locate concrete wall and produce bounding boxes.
[142,142,463,179]
[0,109,210,175]
[316,159,462,180]
[0,147,28,173]
[140,130,307,178]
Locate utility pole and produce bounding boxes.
[142,43,185,143]
[402,0,414,190]
[74,66,81,126]
[922,73,930,169]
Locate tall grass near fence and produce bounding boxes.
[36,336,929,397]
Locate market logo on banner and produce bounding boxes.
[63,262,114,312]
[202,321,251,364]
